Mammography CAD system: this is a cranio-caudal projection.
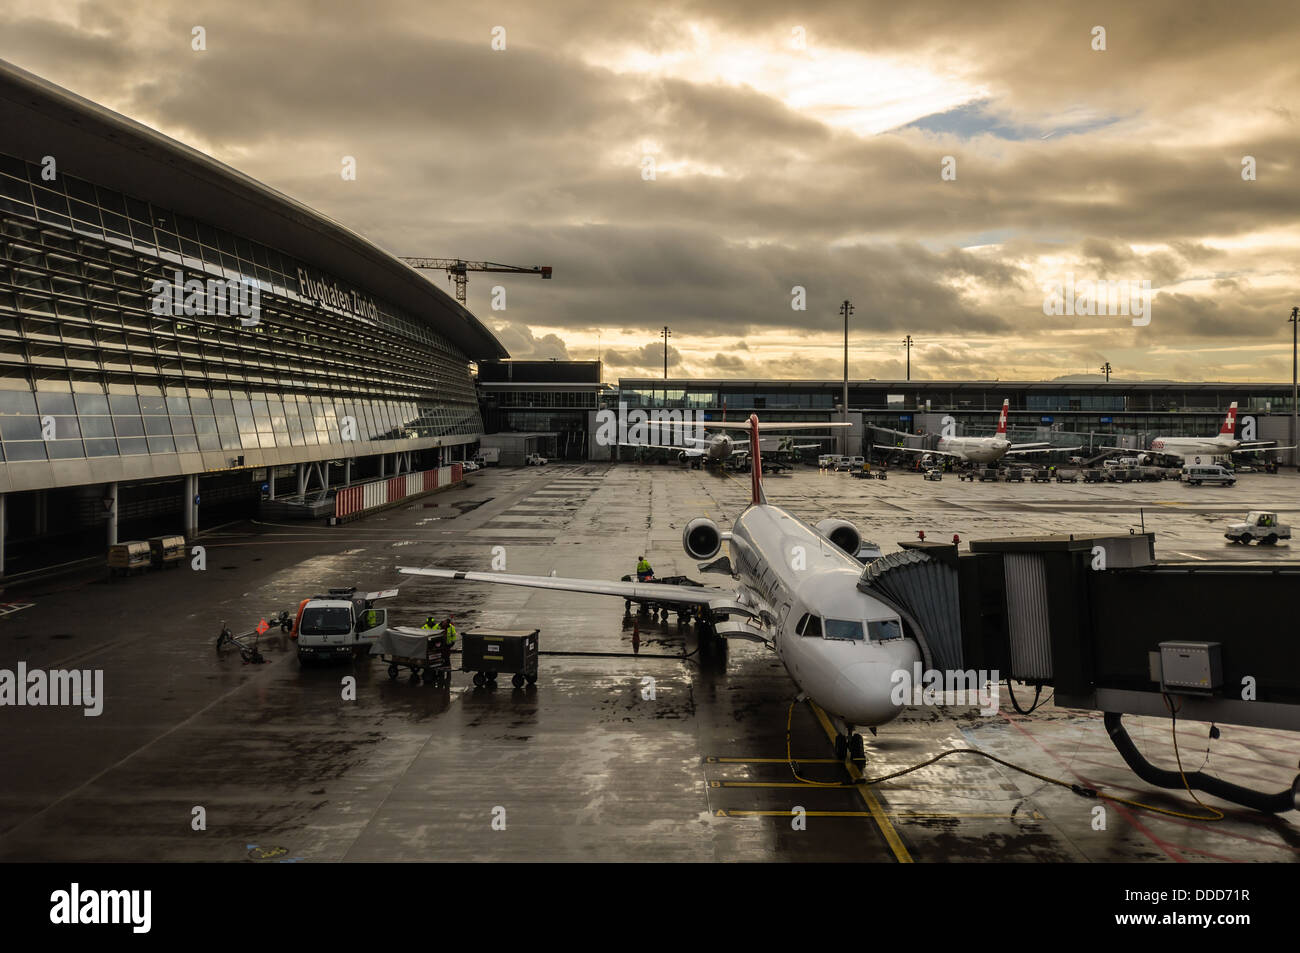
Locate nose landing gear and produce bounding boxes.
[834,732,866,762]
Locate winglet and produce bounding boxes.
[749,413,766,504]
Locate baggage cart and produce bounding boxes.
[148,534,186,569]
[108,540,151,576]
[460,628,540,688]
[370,627,452,685]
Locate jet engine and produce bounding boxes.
[815,518,862,556]
[682,517,722,560]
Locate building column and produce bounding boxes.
[320,461,329,491]
[379,454,386,479]
[183,475,198,536]
[297,463,308,497]
[105,482,118,546]
[345,458,352,486]
[266,467,276,501]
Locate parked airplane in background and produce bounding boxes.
[402,415,920,761]
[875,399,1077,465]
[626,420,844,465]
[1102,402,1295,465]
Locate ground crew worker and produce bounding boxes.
[440,616,458,671]
[420,615,438,630]
[636,556,653,582]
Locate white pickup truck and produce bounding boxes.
[294,587,395,663]
[1224,511,1291,545]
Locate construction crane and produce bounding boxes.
[400,258,553,305]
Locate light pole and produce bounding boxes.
[902,334,913,381]
[661,325,671,380]
[1100,361,1112,383]
[1290,307,1298,468]
[840,301,854,454]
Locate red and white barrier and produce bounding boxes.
[333,465,463,521]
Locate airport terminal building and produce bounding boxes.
[0,61,506,575]
[618,378,1299,459]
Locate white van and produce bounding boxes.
[1181,464,1236,487]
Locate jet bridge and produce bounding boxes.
[856,533,1300,812]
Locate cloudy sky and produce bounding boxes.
[3,0,1299,382]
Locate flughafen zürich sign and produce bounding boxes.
[296,267,379,321]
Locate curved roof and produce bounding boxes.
[0,58,507,360]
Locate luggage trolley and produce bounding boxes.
[371,627,452,685]
[461,628,540,688]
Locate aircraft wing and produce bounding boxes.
[874,443,963,458]
[397,567,762,620]
[1233,444,1297,453]
[707,421,850,432]
[1005,445,1082,456]
[620,442,703,456]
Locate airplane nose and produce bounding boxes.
[833,641,923,727]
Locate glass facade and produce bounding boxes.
[486,389,597,409]
[0,151,483,465]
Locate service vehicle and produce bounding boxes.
[475,447,500,466]
[294,586,396,663]
[1224,511,1291,545]
[923,467,942,481]
[525,452,548,466]
[1182,464,1236,486]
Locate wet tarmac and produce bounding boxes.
[0,463,1296,862]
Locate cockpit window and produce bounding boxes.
[868,619,903,642]
[796,614,821,637]
[824,619,864,641]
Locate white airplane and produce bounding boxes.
[1102,402,1295,465]
[874,399,1077,465]
[400,414,920,761]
